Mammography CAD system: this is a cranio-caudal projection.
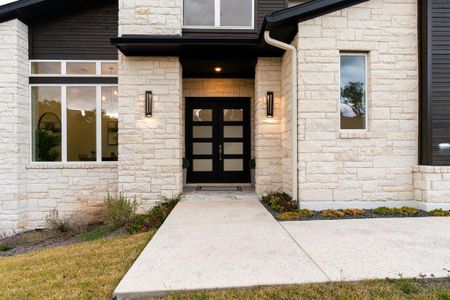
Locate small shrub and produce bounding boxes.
[277,209,314,221]
[428,209,450,217]
[396,206,419,216]
[105,193,138,229]
[261,192,297,213]
[393,278,419,295]
[373,206,396,215]
[125,195,181,234]
[343,208,366,216]
[320,209,345,218]
[78,228,111,242]
[0,243,14,252]
[45,208,71,233]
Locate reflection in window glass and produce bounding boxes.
[67,62,96,75]
[67,86,97,161]
[102,87,118,161]
[340,54,366,130]
[31,62,61,75]
[224,109,243,121]
[101,63,118,75]
[32,86,62,161]
[221,0,252,26]
[184,0,214,26]
[193,109,213,122]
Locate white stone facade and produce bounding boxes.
[414,166,450,205]
[296,0,419,204]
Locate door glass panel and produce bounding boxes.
[224,159,243,171]
[193,159,213,172]
[193,126,212,138]
[224,126,243,138]
[224,143,243,155]
[193,143,212,155]
[224,109,243,121]
[193,109,213,122]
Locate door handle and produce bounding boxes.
[219,144,223,161]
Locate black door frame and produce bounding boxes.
[185,97,251,183]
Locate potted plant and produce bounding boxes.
[182,158,190,186]
[249,158,256,188]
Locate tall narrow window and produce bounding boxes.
[32,86,62,161]
[101,86,118,161]
[340,54,367,130]
[67,86,97,161]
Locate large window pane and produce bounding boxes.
[32,86,62,161]
[102,86,118,161]
[184,0,214,26]
[221,0,252,26]
[67,86,97,161]
[340,54,366,130]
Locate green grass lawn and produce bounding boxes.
[0,231,449,300]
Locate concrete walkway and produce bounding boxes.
[114,199,450,299]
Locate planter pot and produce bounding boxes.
[251,169,255,188]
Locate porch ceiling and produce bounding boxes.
[181,58,257,79]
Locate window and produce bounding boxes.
[183,0,254,28]
[340,53,367,130]
[31,85,118,162]
[29,60,118,77]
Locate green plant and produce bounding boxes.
[182,158,190,169]
[249,159,256,170]
[343,208,366,216]
[36,129,60,161]
[0,244,14,252]
[428,209,450,217]
[393,277,419,295]
[320,209,345,218]
[261,192,297,213]
[277,209,314,221]
[396,206,419,216]
[45,208,71,233]
[372,206,396,215]
[104,193,138,229]
[78,228,111,242]
[125,195,181,234]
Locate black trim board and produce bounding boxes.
[29,77,118,84]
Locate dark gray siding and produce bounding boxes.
[29,0,118,60]
[183,0,286,38]
[431,0,450,165]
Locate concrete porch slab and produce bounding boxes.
[281,217,450,281]
[113,199,329,299]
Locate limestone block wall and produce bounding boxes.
[297,0,419,203]
[255,58,283,194]
[0,19,29,232]
[23,164,118,229]
[182,78,255,158]
[414,166,450,204]
[119,0,182,35]
[118,56,183,207]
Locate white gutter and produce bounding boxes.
[263,31,298,202]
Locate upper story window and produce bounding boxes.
[340,53,367,130]
[183,0,254,29]
[30,61,118,76]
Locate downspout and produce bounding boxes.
[263,31,298,202]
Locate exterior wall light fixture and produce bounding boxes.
[145,91,152,117]
[266,91,274,118]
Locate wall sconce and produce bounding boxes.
[266,92,274,118]
[145,91,152,117]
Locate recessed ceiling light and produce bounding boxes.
[214,67,222,72]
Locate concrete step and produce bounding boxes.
[183,191,259,201]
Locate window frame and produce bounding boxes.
[30,60,118,77]
[339,52,369,132]
[182,0,255,30]
[29,83,118,164]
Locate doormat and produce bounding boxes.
[196,186,243,192]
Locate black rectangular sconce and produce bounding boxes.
[266,92,274,118]
[145,91,152,117]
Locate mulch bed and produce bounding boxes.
[261,201,432,222]
[0,225,126,257]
